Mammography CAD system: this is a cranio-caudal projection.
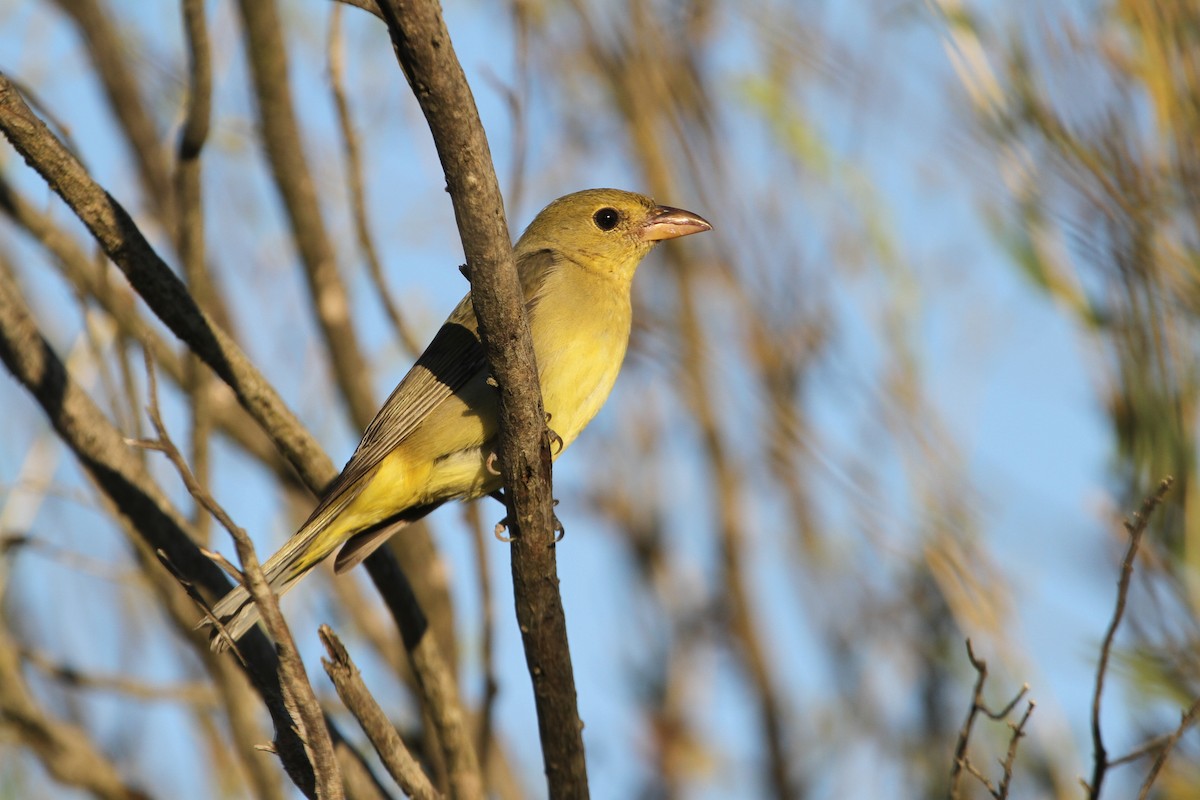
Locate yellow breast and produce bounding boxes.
[529,265,632,453]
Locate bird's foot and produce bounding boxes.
[552,499,565,541]
[494,514,514,542]
[492,498,565,543]
[544,412,564,456]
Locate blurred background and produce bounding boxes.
[1,0,1198,797]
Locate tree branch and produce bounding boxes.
[0,263,339,795]
[362,550,484,800]
[372,1,587,795]
[136,356,344,799]
[235,0,377,431]
[0,71,337,492]
[320,626,443,800]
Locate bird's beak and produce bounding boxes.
[639,205,713,241]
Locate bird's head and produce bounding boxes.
[514,188,711,280]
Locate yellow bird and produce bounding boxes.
[208,189,710,647]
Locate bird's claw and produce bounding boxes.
[494,515,514,542]
[485,451,501,476]
[552,504,565,542]
[544,412,564,456]
[493,499,564,543]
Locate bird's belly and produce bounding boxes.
[537,324,628,453]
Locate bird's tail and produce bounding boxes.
[201,501,443,652]
[203,517,345,652]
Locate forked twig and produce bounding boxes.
[949,639,1034,800]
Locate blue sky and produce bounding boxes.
[0,0,1168,798]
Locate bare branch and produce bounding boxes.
[235,0,376,430]
[320,626,442,800]
[372,1,586,795]
[0,72,339,492]
[1136,698,1200,799]
[327,5,422,357]
[1088,477,1174,799]
[997,701,1035,799]
[950,640,1034,800]
[362,551,484,800]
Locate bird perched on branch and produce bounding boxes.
[205,188,711,649]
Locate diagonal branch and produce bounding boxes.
[235,0,377,431]
[49,0,177,234]
[0,264,329,795]
[372,1,587,795]
[0,72,338,493]
[135,355,344,799]
[320,626,443,800]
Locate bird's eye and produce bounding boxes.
[592,207,621,231]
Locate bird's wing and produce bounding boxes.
[302,247,562,530]
[302,305,486,525]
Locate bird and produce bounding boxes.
[205,188,711,649]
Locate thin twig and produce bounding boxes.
[950,640,1032,800]
[235,0,377,430]
[997,701,1035,799]
[320,626,442,800]
[1135,697,1200,799]
[1087,477,1174,800]
[327,5,422,357]
[136,354,345,800]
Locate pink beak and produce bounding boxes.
[639,205,713,241]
